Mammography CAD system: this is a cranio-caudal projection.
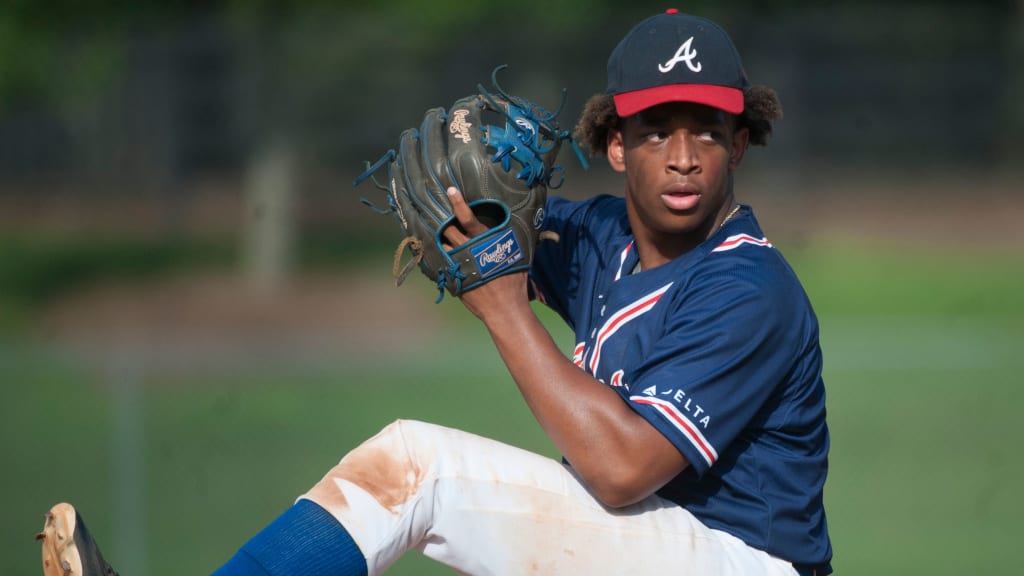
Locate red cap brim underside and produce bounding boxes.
[613,84,744,116]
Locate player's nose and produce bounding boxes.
[665,133,699,174]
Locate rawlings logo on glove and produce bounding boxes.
[354,65,587,301]
[474,230,522,274]
[449,109,474,143]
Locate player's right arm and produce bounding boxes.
[446,188,690,508]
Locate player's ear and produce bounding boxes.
[607,128,626,173]
[728,123,750,170]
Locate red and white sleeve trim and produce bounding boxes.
[711,234,773,253]
[630,395,718,467]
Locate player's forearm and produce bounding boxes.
[475,293,687,507]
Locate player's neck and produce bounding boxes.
[630,200,740,271]
[632,232,699,271]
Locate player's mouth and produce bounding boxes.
[661,183,701,212]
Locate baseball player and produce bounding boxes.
[38,9,832,576]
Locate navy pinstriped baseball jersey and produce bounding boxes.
[531,194,833,569]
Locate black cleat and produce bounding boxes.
[36,503,120,576]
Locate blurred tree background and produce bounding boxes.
[2,1,1019,275]
[2,1,1023,575]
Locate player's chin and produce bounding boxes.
[655,211,705,234]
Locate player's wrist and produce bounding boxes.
[459,272,531,322]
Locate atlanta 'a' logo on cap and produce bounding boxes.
[658,36,703,74]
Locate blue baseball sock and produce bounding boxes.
[211,499,367,576]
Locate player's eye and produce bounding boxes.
[696,128,728,145]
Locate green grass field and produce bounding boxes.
[3,241,1022,575]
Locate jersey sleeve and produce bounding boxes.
[624,260,811,477]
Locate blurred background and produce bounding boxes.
[2,1,1022,575]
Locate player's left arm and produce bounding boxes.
[445,188,688,509]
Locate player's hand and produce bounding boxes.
[443,186,530,320]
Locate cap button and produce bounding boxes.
[666,8,679,14]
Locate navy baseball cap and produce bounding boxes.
[607,8,749,116]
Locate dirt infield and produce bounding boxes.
[18,169,1024,369]
[33,272,455,371]
[5,169,1023,245]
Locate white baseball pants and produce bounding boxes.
[301,419,798,576]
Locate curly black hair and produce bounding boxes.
[572,85,783,157]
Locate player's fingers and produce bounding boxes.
[442,187,469,247]
[447,187,483,233]
[444,187,487,245]
[442,229,467,250]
